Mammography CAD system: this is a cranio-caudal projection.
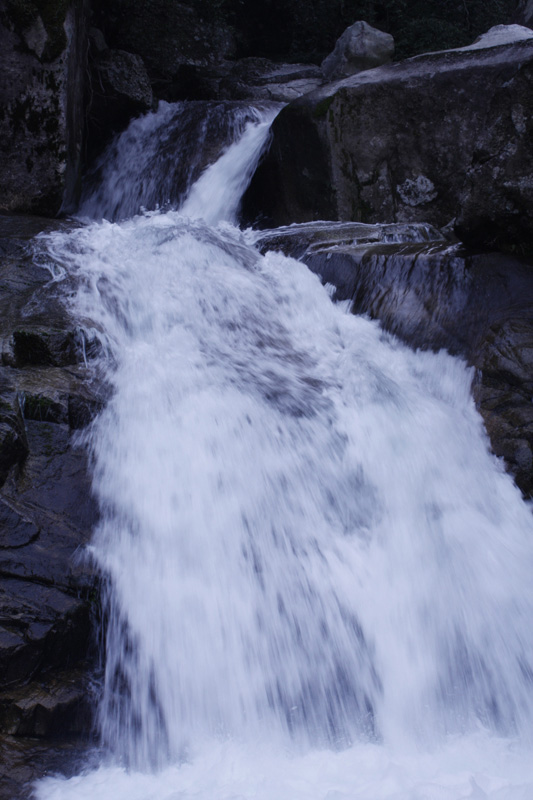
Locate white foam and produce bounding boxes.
[34,734,533,800]
[35,106,533,800]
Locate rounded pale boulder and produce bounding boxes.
[321,21,394,81]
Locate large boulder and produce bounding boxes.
[89,48,153,154]
[0,0,90,215]
[243,30,533,255]
[321,20,394,81]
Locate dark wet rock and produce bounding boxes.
[11,328,81,369]
[97,0,234,89]
[92,49,153,113]
[0,667,92,738]
[244,37,533,254]
[0,502,38,549]
[219,59,323,103]
[0,0,90,215]
[88,26,108,56]
[255,220,445,260]
[321,21,394,81]
[454,56,533,253]
[474,319,533,496]
[0,215,100,795]
[0,392,29,488]
[0,733,98,800]
[257,222,533,496]
[89,49,154,153]
[0,579,91,687]
[0,217,98,372]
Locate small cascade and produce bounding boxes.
[34,102,533,800]
[80,102,278,221]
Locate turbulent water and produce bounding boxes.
[35,105,533,799]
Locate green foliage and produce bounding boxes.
[379,0,516,60]
[394,17,470,60]
[180,0,516,62]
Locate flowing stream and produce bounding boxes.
[35,104,533,800]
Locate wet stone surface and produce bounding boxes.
[0,733,99,800]
[0,214,102,795]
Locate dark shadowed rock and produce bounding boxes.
[454,42,533,253]
[0,214,102,795]
[99,0,234,86]
[243,34,533,254]
[0,668,92,738]
[0,0,90,215]
[0,732,98,800]
[0,393,28,487]
[89,49,153,146]
[256,222,533,496]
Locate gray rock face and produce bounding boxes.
[0,215,102,795]
[321,20,394,81]
[256,222,533,498]
[219,59,323,103]
[0,0,89,215]
[454,56,533,253]
[93,50,153,111]
[243,37,533,254]
[89,48,153,148]
[102,0,234,79]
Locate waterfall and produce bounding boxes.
[35,104,533,800]
[79,102,277,222]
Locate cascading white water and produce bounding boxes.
[79,102,276,222]
[35,106,533,800]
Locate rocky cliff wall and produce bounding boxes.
[243,34,533,254]
[0,214,104,798]
[0,0,90,216]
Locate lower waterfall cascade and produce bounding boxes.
[34,105,533,800]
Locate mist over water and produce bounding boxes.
[35,106,533,800]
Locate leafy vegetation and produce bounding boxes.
[182,0,516,62]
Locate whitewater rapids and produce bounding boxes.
[34,106,533,800]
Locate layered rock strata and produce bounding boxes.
[0,214,102,798]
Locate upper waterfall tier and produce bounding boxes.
[80,102,280,222]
